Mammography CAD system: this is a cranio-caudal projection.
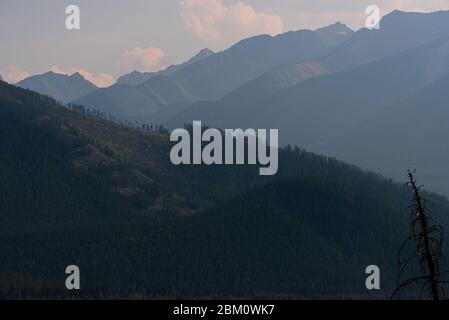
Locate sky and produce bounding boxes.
[1,0,449,86]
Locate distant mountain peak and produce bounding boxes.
[43,70,72,78]
[17,70,97,103]
[43,71,59,76]
[188,48,215,63]
[316,22,353,35]
[69,72,84,80]
[380,9,449,30]
[314,22,353,46]
[197,48,214,56]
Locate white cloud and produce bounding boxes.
[117,46,166,73]
[1,66,31,83]
[179,0,284,46]
[50,65,115,88]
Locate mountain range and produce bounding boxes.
[2,80,448,298]
[220,10,449,96]
[16,22,352,124]
[169,35,449,143]
[69,48,217,123]
[166,9,449,197]
[3,8,449,298]
[9,10,449,200]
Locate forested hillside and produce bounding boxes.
[1,81,448,298]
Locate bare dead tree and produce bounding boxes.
[391,170,448,300]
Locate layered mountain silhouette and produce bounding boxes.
[155,22,352,102]
[17,71,98,104]
[169,10,449,125]
[324,71,449,196]
[165,10,449,198]
[169,36,449,146]
[4,8,449,298]
[2,80,449,298]
[207,10,449,101]
[323,10,449,71]
[73,48,216,123]
[73,23,353,122]
[74,75,192,123]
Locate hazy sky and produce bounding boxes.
[1,0,449,86]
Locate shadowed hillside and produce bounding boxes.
[1,81,449,299]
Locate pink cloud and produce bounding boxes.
[179,0,284,46]
[117,46,166,73]
[2,66,31,83]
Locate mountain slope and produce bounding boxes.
[208,10,449,101]
[155,176,436,297]
[116,48,215,86]
[17,71,98,104]
[73,75,192,123]
[2,81,449,298]
[323,72,449,197]
[168,36,449,152]
[161,23,352,103]
[73,24,353,123]
[323,10,449,72]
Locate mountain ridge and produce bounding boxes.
[74,24,353,123]
[168,35,449,152]
[17,71,98,104]
[116,48,215,86]
[2,80,449,298]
